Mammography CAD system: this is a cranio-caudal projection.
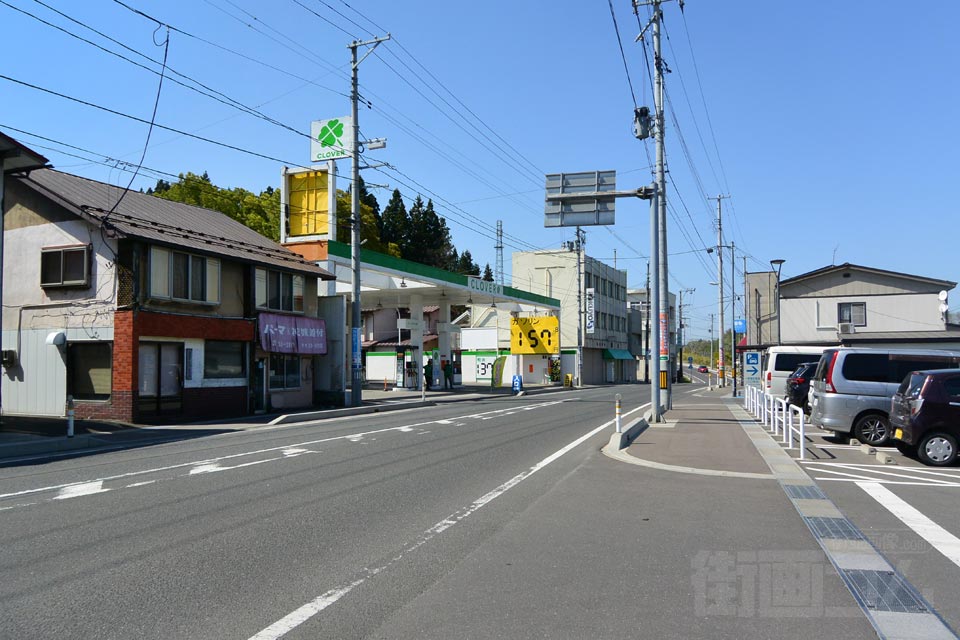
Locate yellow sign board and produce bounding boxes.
[288,170,330,237]
[510,317,560,355]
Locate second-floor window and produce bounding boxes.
[149,246,220,304]
[41,245,89,288]
[838,302,866,326]
[255,268,305,313]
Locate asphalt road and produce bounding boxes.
[0,380,897,639]
[1,386,643,639]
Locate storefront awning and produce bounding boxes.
[602,349,634,361]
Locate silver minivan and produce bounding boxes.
[809,348,960,445]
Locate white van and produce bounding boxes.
[763,346,832,397]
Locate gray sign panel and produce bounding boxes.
[544,170,616,227]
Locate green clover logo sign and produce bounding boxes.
[318,119,344,148]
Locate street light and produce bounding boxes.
[770,259,785,346]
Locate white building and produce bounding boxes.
[512,248,632,384]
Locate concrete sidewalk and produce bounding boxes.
[0,381,570,462]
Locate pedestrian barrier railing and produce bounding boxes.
[743,386,806,460]
[785,403,806,460]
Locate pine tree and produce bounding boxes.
[482,264,495,282]
[381,189,408,256]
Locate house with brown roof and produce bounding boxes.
[1,139,337,422]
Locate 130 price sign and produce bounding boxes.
[510,316,560,355]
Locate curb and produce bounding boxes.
[605,417,648,451]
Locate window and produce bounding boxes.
[204,341,246,379]
[269,354,301,390]
[943,376,960,398]
[67,342,112,400]
[256,268,305,312]
[838,302,866,326]
[149,246,220,304]
[41,245,89,287]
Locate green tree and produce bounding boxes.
[150,172,280,241]
[380,189,408,257]
[457,250,480,276]
[482,263,495,282]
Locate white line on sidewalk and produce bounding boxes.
[857,481,960,570]
[247,402,650,640]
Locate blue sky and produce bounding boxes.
[4,0,959,340]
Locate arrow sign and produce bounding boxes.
[748,366,759,376]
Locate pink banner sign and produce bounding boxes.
[259,313,327,355]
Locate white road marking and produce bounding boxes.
[857,481,960,569]
[818,478,960,487]
[803,462,960,487]
[54,481,107,500]
[189,458,280,474]
[0,400,569,504]
[281,448,311,457]
[246,402,650,640]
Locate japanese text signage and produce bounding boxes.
[259,313,327,355]
[510,316,560,355]
[585,288,595,334]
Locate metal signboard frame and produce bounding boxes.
[544,171,617,227]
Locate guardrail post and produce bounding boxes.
[798,410,806,460]
[615,393,622,434]
[787,405,794,449]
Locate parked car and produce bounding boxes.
[762,346,831,397]
[785,361,818,412]
[809,348,960,446]
[890,369,960,466]
[697,365,709,373]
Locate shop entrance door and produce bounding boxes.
[139,342,183,418]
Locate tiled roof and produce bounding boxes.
[16,169,335,280]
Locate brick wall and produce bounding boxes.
[102,310,256,422]
[137,311,255,341]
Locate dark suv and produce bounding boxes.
[785,362,818,413]
[890,369,960,466]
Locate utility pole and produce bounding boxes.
[348,34,390,407]
[644,261,650,384]
[495,220,504,286]
[730,242,737,398]
[714,194,729,388]
[677,287,694,382]
[575,227,584,387]
[652,1,671,410]
[709,312,714,388]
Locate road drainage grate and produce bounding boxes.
[784,484,827,500]
[842,569,928,613]
[803,516,865,541]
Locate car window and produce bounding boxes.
[891,356,960,383]
[841,353,888,382]
[899,373,927,397]
[775,353,821,372]
[813,350,837,381]
[943,376,960,398]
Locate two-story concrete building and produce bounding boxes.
[1,157,337,422]
[744,263,960,350]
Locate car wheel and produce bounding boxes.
[853,413,890,446]
[917,432,958,467]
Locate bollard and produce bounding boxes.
[615,393,622,433]
[66,395,75,438]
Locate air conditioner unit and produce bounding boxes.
[1,349,18,368]
[838,322,856,335]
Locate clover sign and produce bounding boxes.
[318,119,344,147]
